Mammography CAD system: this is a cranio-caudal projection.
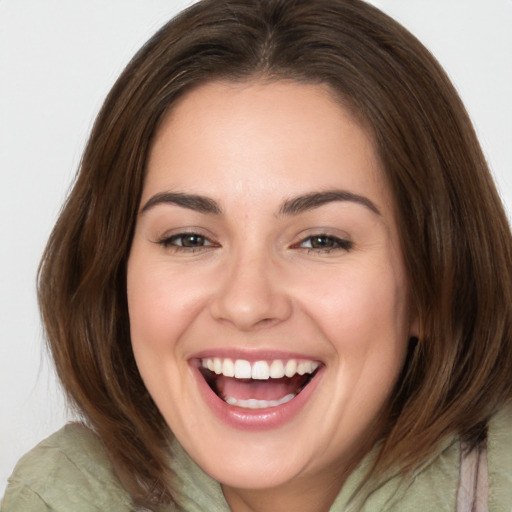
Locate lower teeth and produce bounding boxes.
[225,393,295,409]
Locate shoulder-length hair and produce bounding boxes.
[38,0,512,507]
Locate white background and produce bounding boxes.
[1,0,511,496]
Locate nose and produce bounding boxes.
[209,252,293,331]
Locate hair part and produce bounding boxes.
[38,0,512,506]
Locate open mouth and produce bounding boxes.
[199,358,321,410]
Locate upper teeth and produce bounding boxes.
[201,358,319,380]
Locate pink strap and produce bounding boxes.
[456,441,489,512]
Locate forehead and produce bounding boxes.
[143,80,392,215]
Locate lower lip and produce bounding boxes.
[192,363,323,431]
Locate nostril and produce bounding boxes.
[208,262,293,329]
[256,317,278,326]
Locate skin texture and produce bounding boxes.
[127,80,417,512]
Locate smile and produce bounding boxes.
[199,357,321,410]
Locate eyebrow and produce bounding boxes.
[279,190,381,216]
[140,189,380,216]
[141,192,222,215]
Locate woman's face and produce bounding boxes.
[127,80,416,494]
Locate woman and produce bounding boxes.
[2,0,511,510]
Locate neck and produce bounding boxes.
[222,479,337,512]
[221,454,360,512]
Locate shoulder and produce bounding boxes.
[1,423,133,512]
[487,404,512,511]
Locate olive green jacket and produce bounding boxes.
[2,407,511,511]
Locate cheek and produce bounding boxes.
[310,264,407,331]
[126,257,206,359]
[301,262,410,374]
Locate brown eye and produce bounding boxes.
[158,233,215,249]
[178,234,207,247]
[299,234,352,252]
[310,236,337,249]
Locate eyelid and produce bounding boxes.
[166,234,214,247]
[155,228,220,251]
[291,232,353,252]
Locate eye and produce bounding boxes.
[158,232,216,251]
[297,234,352,252]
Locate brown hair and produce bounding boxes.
[38,0,512,506]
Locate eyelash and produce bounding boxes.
[157,233,216,252]
[294,234,353,253]
[157,232,352,253]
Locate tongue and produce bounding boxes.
[216,375,305,401]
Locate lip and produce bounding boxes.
[190,352,324,431]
